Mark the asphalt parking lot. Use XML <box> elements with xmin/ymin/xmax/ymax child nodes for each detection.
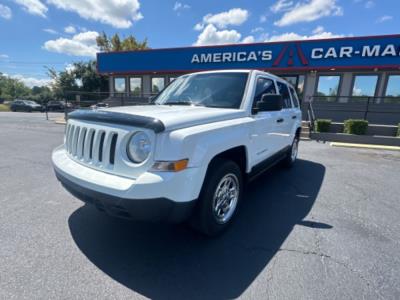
<box><xmin>1</xmin><ymin>112</ymin><xmax>399</xmax><ymax>299</ymax></box>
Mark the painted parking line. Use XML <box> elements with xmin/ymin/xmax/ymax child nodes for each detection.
<box><xmin>330</xmin><ymin>142</ymin><xmax>400</xmax><ymax>151</ymax></box>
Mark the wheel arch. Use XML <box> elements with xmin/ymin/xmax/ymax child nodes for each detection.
<box><xmin>208</xmin><ymin>145</ymin><xmax>248</xmax><ymax>176</ymax></box>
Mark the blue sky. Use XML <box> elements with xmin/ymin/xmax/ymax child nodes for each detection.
<box><xmin>0</xmin><ymin>0</ymin><xmax>398</xmax><ymax>87</ymax></box>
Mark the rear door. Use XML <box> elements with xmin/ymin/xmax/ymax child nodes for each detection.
<box><xmin>288</xmin><ymin>85</ymin><xmax>302</xmax><ymax>136</ymax></box>
<box><xmin>276</xmin><ymin>81</ymin><xmax>295</xmax><ymax>148</ymax></box>
<box><xmin>249</xmin><ymin>76</ymin><xmax>282</xmax><ymax>166</ymax></box>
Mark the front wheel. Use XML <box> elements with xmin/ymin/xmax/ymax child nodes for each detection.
<box><xmin>283</xmin><ymin>135</ymin><xmax>299</xmax><ymax>168</ymax></box>
<box><xmin>191</xmin><ymin>159</ymin><xmax>243</xmax><ymax>236</ymax></box>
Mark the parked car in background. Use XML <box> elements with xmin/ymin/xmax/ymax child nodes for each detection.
<box><xmin>10</xmin><ymin>100</ymin><xmax>43</xmax><ymax>112</ymax></box>
<box><xmin>46</xmin><ymin>100</ymin><xmax>73</xmax><ymax>111</ymax></box>
<box><xmin>90</xmin><ymin>102</ymin><xmax>109</xmax><ymax>109</ymax></box>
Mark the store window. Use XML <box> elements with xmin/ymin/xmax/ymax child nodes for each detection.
<box><xmin>130</xmin><ymin>77</ymin><xmax>142</xmax><ymax>96</ymax></box>
<box><xmin>114</xmin><ymin>77</ymin><xmax>126</xmax><ymax>93</ymax></box>
<box><xmin>316</xmin><ymin>75</ymin><xmax>341</xmax><ymax>100</ymax></box>
<box><xmin>352</xmin><ymin>75</ymin><xmax>378</xmax><ymax>97</ymax></box>
<box><xmin>385</xmin><ymin>75</ymin><xmax>400</xmax><ymax>97</ymax></box>
<box><xmin>152</xmin><ymin>77</ymin><xmax>165</xmax><ymax>94</ymax></box>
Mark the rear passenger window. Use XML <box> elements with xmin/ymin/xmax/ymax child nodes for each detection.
<box><xmin>289</xmin><ymin>86</ymin><xmax>300</xmax><ymax>108</ymax></box>
<box><xmin>253</xmin><ymin>78</ymin><xmax>276</xmax><ymax>107</ymax></box>
<box><xmin>277</xmin><ymin>82</ymin><xmax>292</xmax><ymax>109</ymax></box>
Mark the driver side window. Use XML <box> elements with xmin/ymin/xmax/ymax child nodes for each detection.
<box><xmin>252</xmin><ymin>77</ymin><xmax>276</xmax><ymax>108</ymax></box>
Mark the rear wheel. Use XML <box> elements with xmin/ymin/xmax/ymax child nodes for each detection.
<box><xmin>191</xmin><ymin>159</ymin><xmax>243</xmax><ymax>236</ymax></box>
<box><xmin>283</xmin><ymin>135</ymin><xmax>299</xmax><ymax>168</ymax></box>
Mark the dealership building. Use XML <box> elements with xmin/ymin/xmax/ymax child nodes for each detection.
<box><xmin>97</xmin><ymin>34</ymin><xmax>400</xmax><ymax>124</ymax></box>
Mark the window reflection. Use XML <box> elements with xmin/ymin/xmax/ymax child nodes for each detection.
<box><xmin>385</xmin><ymin>75</ymin><xmax>400</xmax><ymax>97</ymax></box>
<box><xmin>114</xmin><ymin>77</ymin><xmax>126</xmax><ymax>93</ymax></box>
<box><xmin>316</xmin><ymin>76</ymin><xmax>340</xmax><ymax>101</ymax></box>
<box><xmin>130</xmin><ymin>77</ymin><xmax>142</xmax><ymax>96</ymax></box>
<box><xmin>352</xmin><ymin>75</ymin><xmax>378</xmax><ymax>97</ymax></box>
<box><xmin>152</xmin><ymin>77</ymin><xmax>165</xmax><ymax>94</ymax></box>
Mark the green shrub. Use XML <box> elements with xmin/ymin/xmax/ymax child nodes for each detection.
<box><xmin>344</xmin><ymin>119</ymin><xmax>368</xmax><ymax>135</ymax></box>
<box><xmin>315</xmin><ymin>119</ymin><xmax>332</xmax><ymax>132</ymax></box>
<box><xmin>0</xmin><ymin>104</ymin><xmax>10</xmax><ymax>112</ymax></box>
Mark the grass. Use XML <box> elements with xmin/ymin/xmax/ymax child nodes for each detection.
<box><xmin>0</xmin><ymin>104</ymin><xmax>10</xmax><ymax>112</ymax></box>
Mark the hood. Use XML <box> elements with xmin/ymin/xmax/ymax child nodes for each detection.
<box><xmin>105</xmin><ymin>105</ymin><xmax>245</xmax><ymax>131</ymax></box>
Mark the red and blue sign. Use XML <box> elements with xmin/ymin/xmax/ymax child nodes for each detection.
<box><xmin>97</xmin><ymin>34</ymin><xmax>400</xmax><ymax>74</ymax></box>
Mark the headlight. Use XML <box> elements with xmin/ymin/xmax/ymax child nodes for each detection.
<box><xmin>126</xmin><ymin>131</ymin><xmax>151</xmax><ymax>163</ymax></box>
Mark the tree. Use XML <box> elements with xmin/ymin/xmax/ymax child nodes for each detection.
<box><xmin>47</xmin><ymin>61</ymin><xmax>108</xmax><ymax>101</ymax></box>
<box><xmin>111</xmin><ymin>34</ymin><xmax>122</xmax><ymax>51</ymax></box>
<box><xmin>0</xmin><ymin>73</ymin><xmax>31</xmax><ymax>101</ymax></box>
<box><xmin>96</xmin><ymin>32</ymin><xmax>148</xmax><ymax>52</ymax></box>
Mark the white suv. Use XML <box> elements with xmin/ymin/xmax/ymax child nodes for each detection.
<box><xmin>52</xmin><ymin>70</ymin><xmax>302</xmax><ymax>236</ymax></box>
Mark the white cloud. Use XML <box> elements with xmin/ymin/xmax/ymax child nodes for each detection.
<box><xmin>0</xmin><ymin>54</ymin><xmax>9</xmax><ymax>60</ymax></box>
<box><xmin>270</xmin><ymin>0</ymin><xmax>294</xmax><ymax>13</ymax></box>
<box><xmin>0</xmin><ymin>4</ymin><xmax>12</xmax><ymax>19</ymax></box>
<box><xmin>365</xmin><ymin>1</ymin><xmax>374</xmax><ymax>8</ymax></box>
<box><xmin>312</xmin><ymin>25</ymin><xmax>324</xmax><ymax>34</ymax></box>
<box><xmin>43</xmin><ymin>28</ymin><xmax>58</xmax><ymax>34</ymax></box>
<box><xmin>376</xmin><ymin>15</ymin><xmax>393</xmax><ymax>23</ymax></box>
<box><xmin>194</xmin><ymin>24</ymin><xmax>242</xmax><ymax>46</ymax></box>
<box><xmin>64</xmin><ymin>26</ymin><xmax>76</xmax><ymax>34</ymax></box>
<box><xmin>43</xmin><ymin>31</ymin><xmax>99</xmax><ymax>57</ymax></box>
<box><xmin>264</xmin><ymin>30</ymin><xmax>344</xmax><ymax>42</ymax></box>
<box><xmin>14</xmin><ymin>0</ymin><xmax>48</xmax><ymax>18</ymax></box>
<box><xmin>173</xmin><ymin>2</ymin><xmax>190</xmax><ymax>13</ymax></box>
<box><xmin>251</xmin><ymin>27</ymin><xmax>264</xmax><ymax>33</ymax></box>
<box><xmin>11</xmin><ymin>74</ymin><xmax>51</xmax><ymax>87</ymax></box>
<box><xmin>194</xmin><ymin>24</ymin><xmax>255</xmax><ymax>46</ymax></box>
<box><xmin>242</xmin><ymin>36</ymin><xmax>255</xmax><ymax>44</ymax></box>
<box><xmin>274</xmin><ymin>0</ymin><xmax>343</xmax><ymax>27</ymax></box>
<box><xmin>259</xmin><ymin>15</ymin><xmax>268</xmax><ymax>23</ymax></box>
<box><xmin>195</xmin><ymin>8</ymin><xmax>249</xmax><ymax>30</ymax></box>
<box><xmin>47</xmin><ymin>0</ymin><xmax>143</xmax><ymax>28</ymax></box>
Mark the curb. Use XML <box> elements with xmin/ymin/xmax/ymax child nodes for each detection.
<box><xmin>330</xmin><ymin>142</ymin><xmax>400</xmax><ymax>151</ymax></box>
<box><xmin>54</xmin><ymin>119</ymin><xmax>66</xmax><ymax>125</ymax></box>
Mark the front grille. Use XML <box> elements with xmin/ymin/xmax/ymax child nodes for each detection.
<box><xmin>65</xmin><ymin>123</ymin><xmax>118</xmax><ymax>167</ymax></box>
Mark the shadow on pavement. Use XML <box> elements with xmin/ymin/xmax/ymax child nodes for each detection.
<box><xmin>68</xmin><ymin>159</ymin><xmax>327</xmax><ymax>299</ymax></box>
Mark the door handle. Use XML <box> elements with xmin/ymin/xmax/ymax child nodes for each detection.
<box><xmin>276</xmin><ymin>118</ymin><xmax>284</xmax><ymax>123</ymax></box>
<box><xmin>292</xmin><ymin>115</ymin><xmax>297</xmax><ymax>119</ymax></box>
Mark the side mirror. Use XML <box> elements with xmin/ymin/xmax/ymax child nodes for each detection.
<box><xmin>253</xmin><ymin>94</ymin><xmax>283</xmax><ymax>113</ymax></box>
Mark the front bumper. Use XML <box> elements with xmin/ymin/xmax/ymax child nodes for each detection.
<box><xmin>52</xmin><ymin>146</ymin><xmax>197</xmax><ymax>223</ymax></box>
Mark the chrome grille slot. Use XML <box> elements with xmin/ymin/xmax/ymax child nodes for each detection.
<box><xmin>98</xmin><ymin>132</ymin><xmax>106</xmax><ymax>162</ymax></box>
<box><xmin>77</xmin><ymin>128</ymin><xmax>87</xmax><ymax>158</ymax></box>
<box><xmin>109</xmin><ymin>133</ymin><xmax>118</xmax><ymax>165</ymax></box>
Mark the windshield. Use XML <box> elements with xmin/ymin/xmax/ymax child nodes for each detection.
<box><xmin>155</xmin><ymin>72</ymin><xmax>249</xmax><ymax>109</ymax></box>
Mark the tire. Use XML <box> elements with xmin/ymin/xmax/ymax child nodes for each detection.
<box><xmin>283</xmin><ymin>135</ymin><xmax>299</xmax><ymax>168</ymax></box>
<box><xmin>191</xmin><ymin>159</ymin><xmax>243</xmax><ymax>236</ymax></box>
